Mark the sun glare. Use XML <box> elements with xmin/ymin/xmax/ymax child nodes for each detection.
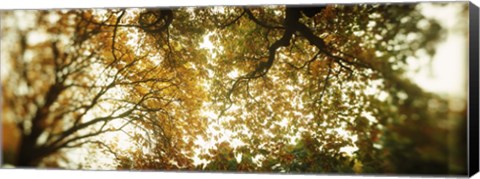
<box><xmin>409</xmin><ymin>4</ymin><xmax>467</xmax><ymax>99</ymax></box>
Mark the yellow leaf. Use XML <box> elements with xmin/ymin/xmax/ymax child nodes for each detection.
<box><xmin>353</xmin><ymin>159</ymin><xmax>363</xmax><ymax>173</ymax></box>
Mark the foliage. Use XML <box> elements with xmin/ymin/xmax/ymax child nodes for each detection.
<box><xmin>1</xmin><ymin>3</ymin><xmax>467</xmax><ymax>174</ymax></box>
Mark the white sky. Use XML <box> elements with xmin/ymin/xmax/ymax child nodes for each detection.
<box><xmin>408</xmin><ymin>3</ymin><xmax>467</xmax><ymax>99</ymax></box>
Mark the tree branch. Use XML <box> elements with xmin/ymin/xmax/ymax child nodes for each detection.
<box><xmin>218</xmin><ymin>10</ymin><xmax>246</xmax><ymax>28</ymax></box>
<box><xmin>65</xmin><ymin>140</ymin><xmax>122</xmax><ymax>161</ymax></box>
<box><xmin>243</xmin><ymin>8</ymin><xmax>284</xmax><ymax>29</ymax></box>
<box><xmin>111</xmin><ymin>10</ymin><xmax>126</xmax><ymax>64</ymax></box>
<box><xmin>317</xmin><ymin>60</ymin><xmax>333</xmax><ymax>108</ymax></box>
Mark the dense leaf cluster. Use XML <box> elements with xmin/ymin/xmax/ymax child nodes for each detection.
<box><xmin>1</xmin><ymin>3</ymin><xmax>467</xmax><ymax>174</ymax></box>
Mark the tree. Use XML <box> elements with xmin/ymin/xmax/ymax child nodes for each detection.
<box><xmin>1</xmin><ymin>9</ymin><xmax>206</xmax><ymax>168</ymax></box>
<box><xmin>1</xmin><ymin>3</ymin><xmax>467</xmax><ymax>174</ymax></box>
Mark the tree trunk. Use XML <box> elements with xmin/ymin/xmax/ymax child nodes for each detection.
<box><xmin>16</xmin><ymin>134</ymin><xmax>40</xmax><ymax>167</ymax></box>
<box><xmin>15</xmin><ymin>83</ymin><xmax>64</xmax><ymax>167</ymax></box>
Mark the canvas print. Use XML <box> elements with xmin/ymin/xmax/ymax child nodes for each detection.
<box><xmin>0</xmin><ymin>2</ymin><xmax>473</xmax><ymax>175</ymax></box>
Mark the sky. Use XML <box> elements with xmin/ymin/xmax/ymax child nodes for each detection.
<box><xmin>411</xmin><ymin>3</ymin><xmax>467</xmax><ymax>97</ymax></box>
<box><xmin>407</xmin><ymin>3</ymin><xmax>468</xmax><ymax>112</ymax></box>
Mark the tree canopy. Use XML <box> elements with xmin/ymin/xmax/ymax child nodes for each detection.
<box><xmin>1</xmin><ymin>2</ymin><xmax>468</xmax><ymax>175</ymax></box>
